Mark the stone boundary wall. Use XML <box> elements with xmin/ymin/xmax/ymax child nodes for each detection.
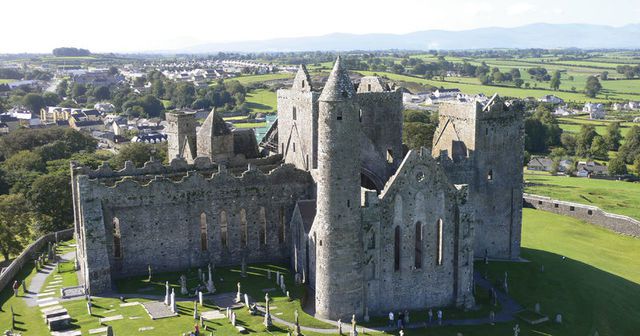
<box><xmin>0</xmin><ymin>228</ymin><xmax>74</xmax><ymax>292</ymax></box>
<box><xmin>523</xmin><ymin>193</ymin><xmax>640</xmax><ymax>237</ymax></box>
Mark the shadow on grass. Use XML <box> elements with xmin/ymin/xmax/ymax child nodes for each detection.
<box><xmin>477</xmin><ymin>247</ymin><xmax>640</xmax><ymax>336</ymax></box>
<box><xmin>245</xmin><ymin>102</ymin><xmax>274</xmax><ymax>111</ymax></box>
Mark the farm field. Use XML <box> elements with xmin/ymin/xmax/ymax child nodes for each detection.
<box><xmin>245</xmin><ymin>88</ymin><xmax>277</xmax><ymax>113</ymax></box>
<box><xmin>524</xmin><ymin>171</ymin><xmax>640</xmax><ymax>221</ymax></box>
<box><xmin>228</xmin><ymin>73</ymin><xmax>293</xmax><ymax>86</ymax></box>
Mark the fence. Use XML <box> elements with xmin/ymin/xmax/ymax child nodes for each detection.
<box><xmin>523</xmin><ymin>193</ymin><xmax>640</xmax><ymax>237</ymax></box>
<box><xmin>0</xmin><ymin>228</ymin><xmax>74</xmax><ymax>293</ymax></box>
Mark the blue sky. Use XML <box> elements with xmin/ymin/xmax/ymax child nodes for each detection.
<box><xmin>1</xmin><ymin>0</ymin><xmax>639</xmax><ymax>53</ymax></box>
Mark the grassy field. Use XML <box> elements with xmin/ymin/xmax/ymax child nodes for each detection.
<box><xmin>228</xmin><ymin>73</ymin><xmax>293</xmax><ymax>86</ymax></box>
<box><xmin>376</xmin><ymin>53</ymin><xmax>640</xmax><ymax>103</ymax></box>
<box><xmin>233</xmin><ymin>122</ymin><xmax>268</xmax><ymax>129</ymax></box>
<box><xmin>2</xmin><ymin>212</ymin><xmax>640</xmax><ymax>335</ymax></box>
<box><xmin>524</xmin><ymin>171</ymin><xmax>640</xmax><ymax>220</ymax></box>
<box><xmin>245</xmin><ymin>89</ymin><xmax>277</xmax><ymax>113</ymax></box>
<box><xmin>358</xmin><ymin>71</ymin><xmax>620</xmax><ymax>103</ymax></box>
<box><xmin>0</xmin><ymin>79</ymin><xmax>16</xmax><ymax>84</ymax></box>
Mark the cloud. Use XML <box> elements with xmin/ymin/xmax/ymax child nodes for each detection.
<box><xmin>507</xmin><ymin>2</ymin><xmax>535</xmax><ymax>16</ymax></box>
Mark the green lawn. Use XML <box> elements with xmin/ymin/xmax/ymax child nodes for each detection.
<box><xmin>233</xmin><ymin>122</ymin><xmax>268</xmax><ymax>129</ymax></box>
<box><xmin>524</xmin><ymin>171</ymin><xmax>640</xmax><ymax>220</ymax></box>
<box><xmin>246</xmin><ymin>89</ymin><xmax>277</xmax><ymax>113</ymax></box>
<box><xmin>0</xmin><ymin>79</ymin><xmax>16</xmax><ymax>84</ymax></box>
<box><xmin>226</xmin><ymin>73</ymin><xmax>293</xmax><ymax>86</ymax></box>
<box><xmin>2</xmin><ymin>211</ymin><xmax>640</xmax><ymax>335</ymax></box>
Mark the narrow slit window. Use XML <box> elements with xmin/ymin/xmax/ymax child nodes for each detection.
<box><xmin>487</xmin><ymin>169</ymin><xmax>493</xmax><ymax>181</ymax></box>
<box><xmin>240</xmin><ymin>209</ymin><xmax>248</xmax><ymax>248</ymax></box>
<box><xmin>292</xmin><ymin>106</ymin><xmax>297</xmax><ymax>120</ymax></box>
<box><xmin>436</xmin><ymin>219</ymin><xmax>443</xmax><ymax>266</ymax></box>
<box><xmin>279</xmin><ymin>206</ymin><xmax>285</xmax><ymax>244</ymax></box>
<box><xmin>337</xmin><ymin>110</ymin><xmax>343</xmax><ymax>120</ymax></box>
<box><xmin>220</xmin><ymin>210</ymin><xmax>228</xmax><ymax>248</ymax></box>
<box><xmin>367</xmin><ymin>84</ymin><xmax>372</xmax><ymax>91</ymax></box>
<box><xmin>394</xmin><ymin>226</ymin><xmax>401</xmax><ymax>271</ymax></box>
<box><xmin>259</xmin><ymin>207</ymin><xmax>267</xmax><ymax>246</ymax></box>
<box><xmin>113</xmin><ymin>217</ymin><xmax>122</xmax><ymax>259</ymax></box>
<box><xmin>200</xmin><ymin>212</ymin><xmax>208</xmax><ymax>251</ymax></box>
<box><xmin>414</xmin><ymin>222</ymin><xmax>422</xmax><ymax>269</ymax></box>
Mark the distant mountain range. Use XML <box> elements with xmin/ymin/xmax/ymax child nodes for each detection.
<box><xmin>174</xmin><ymin>23</ymin><xmax>640</xmax><ymax>53</ymax></box>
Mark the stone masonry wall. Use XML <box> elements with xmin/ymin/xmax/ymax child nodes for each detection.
<box><xmin>362</xmin><ymin>149</ymin><xmax>475</xmax><ymax>314</ymax></box>
<box><xmin>75</xmin><ymin>162</ymin><xmax>313</xmax><ymax>293</ymax></box>
<box><xmin>523</xmin><ymin>194</ymin><xmax>640</xmax><ymax>237</ymax></box>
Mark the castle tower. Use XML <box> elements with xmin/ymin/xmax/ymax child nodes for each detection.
<box><xmin>197</xmin><ymin>108</ymin><xmax>234</xmax><ymax>163</ymax></box>
<box><xmin>166</xmin><ymin>111</ymin><xmax>197</xmax><ymax>163</ymax></box>
<box><xmin>313</xmin><ymin>57</ymin><xmax>364</xmax><ymax>320</ymax></box>
<box><xmin>432</xmin><ymin>95</ymin><xmax>524</xmax><ymax>260</ymax></box>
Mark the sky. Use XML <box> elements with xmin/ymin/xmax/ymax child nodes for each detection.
<box><xmin>1</xmin><ymin>0</ymin><xmax>639</xmax><ymax>53</ymax></box>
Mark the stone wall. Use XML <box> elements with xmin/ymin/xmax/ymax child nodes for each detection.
<box><xmin>0</xmin><ymin>229</ymin><xmax>74</xmax><ymax>293</ymax></box>
<box><xmin>523</xmin><ymin>194</ymin><xmax>640</xmax><ymax>237</ymax></box>
<box><xmin>74</xmin><ymin>161</ymin><xmax>313</xmax><ymax>294</ymax></box>
<box><xmin>361</xmin><ymin>149</ymin><xmax>474</xmax><ymax>314</ymax></box>
<box><xmin>433</xmin><ymin>99</ymin><xmax>524</xmax><ymax>260</ymax></box>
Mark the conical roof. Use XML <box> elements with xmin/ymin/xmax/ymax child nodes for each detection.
<box><xmin>199</xmin><ymin>108</ymin><xmax>230</xmax><ymax>137</ymax></box>
<box><xmin>319</xmin><ymin>57</ymin><xmax>355</xmax><ymax>102</ymax></box>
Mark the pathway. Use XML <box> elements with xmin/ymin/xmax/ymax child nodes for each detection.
<box><xmin>23</xmin><ymin>251</ymin><xmax>75</xmax><ymax>307</ymax></box>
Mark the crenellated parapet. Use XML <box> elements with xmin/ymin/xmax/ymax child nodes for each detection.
<box><xmin>71</xmin><ymin>154</ymin><xmax>284</xmax><ymax>182</ymax></box>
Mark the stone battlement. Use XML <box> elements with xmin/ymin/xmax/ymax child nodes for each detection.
<box><xmin>71</xmin><ymin>154</ymin><xmax>284</xmax><ymax>181</ymax></box>
<box><xmin>439</xmin><ymin>97</ymin><xmax>521</xmax><ymax>121</ymax></box>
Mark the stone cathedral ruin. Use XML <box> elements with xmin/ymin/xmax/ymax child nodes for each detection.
<box><xmin>71</xmin><ymin>58</ymin><xmax>524</xmax><ymax>320</ymax></box>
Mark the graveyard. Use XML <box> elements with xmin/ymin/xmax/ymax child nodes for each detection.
<box><xmin>0</xmin><ymin>209</ymin><xmax>637</xmax><ymax>335</ymax></box>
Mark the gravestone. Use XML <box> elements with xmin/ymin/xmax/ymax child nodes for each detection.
<box><xmin>534</xmin><ymin>303</ymin><xmax>540</xmax><ymax>313</ymax></box>
<box><xmin>164</xmin><ymin>281</ymin><xmax>170</xmax><ymax>305</ymax></box>
<box><xmin>276</xmin><ymin>271</ymin><xmax>281</xmax><ymax>285</ymax></box>
<box><xmin>148</xmin><ymin>264</ymin><xmax>152</xmax><ymax>281</ymax></box>
<box><xmin>170</xmin><ymin>289</ymin><xmax>176</xmax><ymax>314</ymax></box>
<box><xmin>180</xmin><ymin>275</ymin><xmax>188</xmax><ymax>295</ymax></box>
<box><xmin>235</xmin><ymin>282</ymin><xmax>242</xmax><ymax>303</ymax></box>
<box><xmin>264</xmin><ymin>293</ymin><xmax>272</xmax><ymax>328</ymax></box>
<box><xmin>199</xmin><ymin>291</ymin><xmax>203</xmax><ymax>306</ymax></box>
<box><xmin>351</xmin><ymin>314</ymin><xmax>358</xmax><ymax>336</ymax></box>
<box><xmin>244</xmin><ymin>293</ymin><xmax>250</xmax><ymax>307</ymax></box>
<box><xmin>193</xmin><ymin>301</ymin><xmax>198</xmax><ymax>319</ymax></box>
<box><xmin>267</xmin><ymin>270</ymin><xmax>271</xmax><ymax>280</ymax></box>
<box><xmin>207</xmin><ymin>264</ymin><xmax>215</xmax><ymax>294</ymax></box>
<box><xmin>555</xmin><ymin>314</ymin><xmax>562</xmax><ymax>324</ymax></box>
<box><xmin>490</xmin><ymin>310</ymin><xmax>495</xmax><ymax>325</ymax></box>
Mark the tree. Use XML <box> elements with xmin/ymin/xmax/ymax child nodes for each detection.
<box><xmin>514</xmin><ymin>78</ymin><xmax>524</xmax><ymax>88</ymax></box>
<box><xmin>585</xmin><ymin>76</ymin><xmax>602</xmax><ymax>98</ymax></box>
<box><xmin>43</xmin><ymin>92</ymin><xmax>61</xmax><ymax>106</ymax></box>
<box><xmin>71</xmin><ymin>83</ymin><xmax>87</xmax><ymax>98</ymax></box>
<box><xmin>600</xmin><ymin>71</ymin><xmax>609</xmax><ymax>80</ymax></box>
<box><xmin>619</xmin><ymin>126</ymin><xmax>640</xmax><ymax>163</ymax></box>
<box><xmin>92</xmin><ymin>86</ymin><xmax>111</xmax><ymax>101</ymax></box>
<box><xmin>27</xmin><ymin>172</ymin><xmax>73</xmax><ymax>233</ymax></box>
<box><xmin>2</xmin><ymin>150</ymin><xmax>46</xmax><ymax>172</ymax></box>
<box><xmin>403</xmin><ymin>122</ymin><xmax>436</xmax><ymax>150</ymax></box>
<box><xmin>510</xmin><ymin>68</ymin><xmax>521</xmax><ymax>79</ymax></box>
<box><xmin>590</xmin><ymin>135</ymin><xmax>609</xmax><ymax>160</ymax></box>
<box><xmin>634</xmin><ymin>155</ymin><xmax>640</xmax><ymax>176</ymax></box>
<box><xmin>605</xmin><ymin>122</ymin><xmax>622</xmax><ymax>151</ymax></box>
<box><xmin>561</xmin><ymin>133</ymin><xmax>577</xmax><ymax>155</ymax></box>
<box><xmin>608</xmin><ymin>156</ymin><xmax>628</xmax><ymax>176</ymax></box>
<box><xmin>0</xmin><ymin>194</ymin><xmax>32</xmax><ymax>261</ymax></box>
<box><xmin>110</xmin><ymin>142</ymin><xmax>167</xmax><ymax>169</ymax></box>
<box><xmin>550</xmin><ymin>71</ymin><xmax>561</xmax><ymax>90</ymax></box>
<box><xmin>575</xmin><ymin>125</ymin><xmax>598</xmax><ymax>157</ymax></box>
<box><xmin>22</xmin><ymin>93</ymin><xmax>46</xmax><ymax>113</ymax></box>
<box><xmin>524</xmin><ymin>118</ymin><xmax>548</xmax><ymax>153</ymax></box>
<box><xmin>173</xmin><ymin>82</ymin><xmax>196</xmax><ymax>108</ymax></box>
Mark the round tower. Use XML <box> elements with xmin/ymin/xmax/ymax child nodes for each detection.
<box><xmin>314</xmin><ymin>57</ymin><xmax>364</xmax><ymax>320</ymax></box>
